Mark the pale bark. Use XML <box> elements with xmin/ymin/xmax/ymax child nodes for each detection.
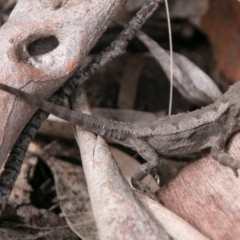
<box><xmin>0</xmin><ymin>0</ymin><xmax>126</xmax><ymax>167</ymax></box>
<box><xmin>72</xmin><ymin>87</ymin><xmax>172</xmax><ymax>240</ymax></box>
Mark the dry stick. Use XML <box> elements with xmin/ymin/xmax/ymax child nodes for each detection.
<box><xmin>0</xmin><ymin>0</ymin><xmax>163</xmax><ymax>213</ymax></box>
<box><xmin>165</xmin><ymin>0</ymin><xmax>173</xmax><ymax>116</ymax></box>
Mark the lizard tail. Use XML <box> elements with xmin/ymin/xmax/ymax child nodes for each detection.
<box><xmin>0</xmin><ymin>83</ymin><xmax>49</xmax><ymax>110</ymax></box>
<box><xmin>0</xmin><ymin>83</ymin><xmax>129</xmax><ymax>139</ymax></box>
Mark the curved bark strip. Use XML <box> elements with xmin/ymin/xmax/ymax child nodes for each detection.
<box><xmin>72</xmin><ymin>87</ymin><xmax>171</xmax><ymax>240</ymax></box>
<box><xmin>0</xmin><ymin>0</ymin><xmax>126</xmax><ymax>167</ymax></box>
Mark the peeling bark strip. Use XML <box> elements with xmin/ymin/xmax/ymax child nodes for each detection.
<box><xmin>0</xmin><ymin>0</ymin><xmax>163</xmax><ymax>214</ymax></box>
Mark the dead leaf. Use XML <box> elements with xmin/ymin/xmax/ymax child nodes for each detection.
<box><xmin>28</xmin><ymin>143</ymin><xmax>98</xmax><ymax>240</ymax></box>
<box><xmin>137</xmin><ymin>30</ymin><xmax>222</xmax><ymax>105</ymax></box>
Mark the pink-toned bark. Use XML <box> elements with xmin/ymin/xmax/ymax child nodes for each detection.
<box><xmin>158</xmin><ymin>132</ymin><xmax>240</xmax><ymax>239</ymax></box>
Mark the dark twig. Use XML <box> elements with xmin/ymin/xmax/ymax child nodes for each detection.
<box><xmin>0</xmin><ymin>0</ymin><xmax>163</xmax><ymax>213</ymax></box>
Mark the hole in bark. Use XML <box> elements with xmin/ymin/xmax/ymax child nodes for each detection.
<box><xmin>27</xmin><ymin>36</ymin><xmax>59</xmax><ymax>57</ymax></box>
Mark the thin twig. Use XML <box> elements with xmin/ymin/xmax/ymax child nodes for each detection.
<box><xmin>0</xmin><ymin>0</ymin><xmax>163</xmax><ymax>214</ymax></box>
<box><xmin>164</xmin><ymin>0</ymin><xmax>173</xmax><ymax>115</ymax></box>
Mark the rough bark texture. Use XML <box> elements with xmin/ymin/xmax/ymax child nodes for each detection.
<box><xmin>158</xmin><ymin>132</ymin><xmax>240</xmax><ymax>240</ymax></box>
<box><xmin>0</xmin><ymin>0</ymin><xmax>126</xmax><ymax>167</ymax></box>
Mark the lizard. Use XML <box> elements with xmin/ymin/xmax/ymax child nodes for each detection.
<box><xmin>1</xmin><ymin>82</ymin><xmax>240</xmax><ymax>200</ymax></box>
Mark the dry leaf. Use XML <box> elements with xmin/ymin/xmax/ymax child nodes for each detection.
<box><xmin>29</xmin><ymin>143</ymin><xmax>98</xmax><ymax>240</ymax></box>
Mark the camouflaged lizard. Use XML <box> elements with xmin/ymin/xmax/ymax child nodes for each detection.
<box><xmin>1</xmin><ymin>82</ymin><xmax>240</xmax><ymax>199</ymax></box>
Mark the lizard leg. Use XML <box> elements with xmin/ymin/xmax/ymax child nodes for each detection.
<box><xmin>210</xmin><ymin>146</ymin><xmax>240</xmax><ymax>176</ymax></box>
<box><xmin>110</xmin><ymin>136</ymin><xmax>160</xmax><ymax>201</ymax></box>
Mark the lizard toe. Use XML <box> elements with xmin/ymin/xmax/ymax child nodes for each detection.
<box><xmin>132</xmin><ymin>179</ymin><xmax>161</xmax><ymax>203</ymax></box>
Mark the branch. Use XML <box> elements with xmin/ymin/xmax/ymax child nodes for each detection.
<box><xmin>0</xmin><ymin>0</ymin><xmax>127</xmax><ymax>167</ymax></box>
